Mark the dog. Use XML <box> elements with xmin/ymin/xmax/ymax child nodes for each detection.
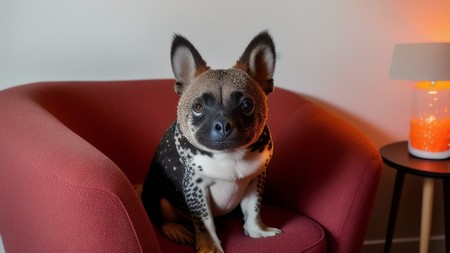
<box><xmin>141</xmin><ymin>31</ymin><xmax>280</xmax><ymax>253</ymax></box>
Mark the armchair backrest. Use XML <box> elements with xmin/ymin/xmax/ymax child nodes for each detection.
<box><xmin>26</xmin><ymin>80</ymin><xmax>179</xmax><ymax>184</ymax></box>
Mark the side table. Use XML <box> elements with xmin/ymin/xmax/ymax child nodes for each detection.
<box><xmin>381</xmin><ymin>141</ymin><xmax>450</xmax><ymax>253</ymax></box>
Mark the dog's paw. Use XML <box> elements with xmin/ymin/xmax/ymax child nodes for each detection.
<box><xmin>162</xmin><ymin>223</ymin><xmax>195</xmax><ymax>245</ymax></box>
<box><xmin>196</xmin><ymin>234</ymin><xmax>224</xmax><ymax>253</ymax></box>
<box><xmin>244</xmin><ymin>224</ymin><xmax>282</xmax><ymax>238</ymax></box>
<box><xmin>196</xmin><ymin>245</ymin><xmax>224</xmax><ymax>253</ymax></box>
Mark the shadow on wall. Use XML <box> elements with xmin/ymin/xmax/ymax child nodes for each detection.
<box><xmin>298</xmin><ymin>93</ymin><xmax>393</xmax><ymax>147</ymax></box>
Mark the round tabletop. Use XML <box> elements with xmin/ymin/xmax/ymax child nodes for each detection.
<box><xmin>380</xmin><ymin>141</ymin><xmax>450</xmax><ymax>178</ymax></box>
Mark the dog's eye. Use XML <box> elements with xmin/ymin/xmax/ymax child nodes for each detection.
<box><xmin>240</xmin><ymin>99</ymin><xmax>254</xmax><ymax>115</ymax></box>
<box><xmin>192</xmin><ymin>103</ymin><xmax>204</xmax><ymax>116</ymax></box>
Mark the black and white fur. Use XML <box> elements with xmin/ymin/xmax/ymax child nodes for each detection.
<box><xmin>142</xmin><ymin>31</ymin><xmax>280</xmax><ymax>253</ymax></box>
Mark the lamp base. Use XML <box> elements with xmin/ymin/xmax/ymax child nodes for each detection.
<box><xmin>408</xmin><ymin>142</ymin><xmax>450</xmax><ymax>160</ymax></box>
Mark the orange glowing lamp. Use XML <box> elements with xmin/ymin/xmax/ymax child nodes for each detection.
<box><xmin>390</xmin><ymin>43</ymin><xmax>450</xmax><ymax>159</ymax></box>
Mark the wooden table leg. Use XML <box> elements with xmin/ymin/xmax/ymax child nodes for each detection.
<box><xmin>443</xmin><ymin>179</ymin><xmax>450</xmax><ymax>253</ymax></box>
<box><xmin>420</xmin><ymin>178</ymin><xmax>435</xmax><ymax>253</ymax></box>
<box><xmin>384</xmin><ymin>171</ymin><xmax>405</xmax><ymax>253</ymax></box>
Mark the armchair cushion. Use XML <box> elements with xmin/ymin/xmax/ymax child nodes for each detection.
<box><xmin>0</xmin><ymin>80</ymin><xmax>381</xmax><ymax>252</ymax></box>
<box><xmin>156</xmin><ymin>205</ymin><xmax>326</xmax><ymax>252</ymax></box>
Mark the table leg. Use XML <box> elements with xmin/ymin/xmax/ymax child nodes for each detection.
<box><xmin>384</xmin><ymin>171</ymin><xmax>405</xmax><ymax>253</ymax></box>
<box><xmin>443</xmin><ymin>179</ymin><xmax>450</xmax><ymax>253</ymax></box>
<box><xmin>420</xmin><ymin>178</ymin><xmax>435</xmax><ymax>253</ymax></box>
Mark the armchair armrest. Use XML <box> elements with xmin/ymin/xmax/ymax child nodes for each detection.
<box><xmin>266</xmin><ymin>88</ymin><xmax>382</xmax><ymax>252</ymax></box>
<box><xmin>0</xmin><ymin>86</ymin><xmax>161</xmax><ymax>252</ymax></box>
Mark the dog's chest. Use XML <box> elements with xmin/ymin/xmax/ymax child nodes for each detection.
<box><xmin>187</xmin><ymin>148</ymin><xmax>270</xmax><ymax>216</ymax></box>
<box><xmin>175</xmin><ymin>126</ymin><xmax>272</xmax><ymax>216</ymax></box>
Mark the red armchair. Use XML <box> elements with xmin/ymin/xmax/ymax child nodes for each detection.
<box><xmin>0</xmin><ymin>80</ymin><xmax>381</xmax><ymax>252</ymax></box>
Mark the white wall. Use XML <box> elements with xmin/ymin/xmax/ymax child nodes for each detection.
<box><xmin>4</xmin><ymin>0</ymin><xmax>444</xmax><ymax>146</ymax></box>
<box><xmin>2</xmin><ymin>0</ymin><xmax>450</xmax><ymax>251</ymax></box>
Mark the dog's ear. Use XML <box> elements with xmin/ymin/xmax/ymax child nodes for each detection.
<box><xmin>234</xmin><ymin>31</ymin><xmax>276</xmax><ymax>95</ymax></box>
<box><xmin>171</xmin><ymin>34</ymin><xmax>210</xmax><ymax>95</ymax></box>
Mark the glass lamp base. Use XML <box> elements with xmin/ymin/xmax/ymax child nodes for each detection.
<box><xmin>408</xmin><ymin>142</ymin><xmax>450</xmax><ymax>160</ymax></box>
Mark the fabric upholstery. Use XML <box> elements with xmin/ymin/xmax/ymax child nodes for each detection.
<box><xmin>0</xmin><ymin>80</ymin><xmax>382</xmax><ymax>252</ymax></box>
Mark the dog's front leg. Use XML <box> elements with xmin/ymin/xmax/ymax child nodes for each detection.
<box><xmin>240</xmin><ymin>171</ymin><xmax>281</xmax><ymax>238</ymax></box>
<box><xmin>185</xmin><ymin>182</ymin><xmax>224</xmax><ymax>253</ymax></box>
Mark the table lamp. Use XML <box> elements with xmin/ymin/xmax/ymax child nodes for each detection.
<box><xmin>389</xmin><ymin>43</ymin><xmax>450</xmax><ymax>160</ymax></box>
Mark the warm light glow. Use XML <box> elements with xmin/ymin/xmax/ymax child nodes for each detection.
<box><xmin>410</xmin><ymin>81</ymin><xmax>450</xmax><ymax>154</ymax></box>
<box><xmin>389</xmin><ymin>1</ymin><xmax>450</xmax><ymax>41</ymax></box>
<box><xmin>410</xmin><ymin>117</ymin><xmax>450</xmax><ymax>152</ymax></box>
<box><xmin>415</xmin><ymin>81</ymin><xmax>450</xmax><ymax>90</ymax></box>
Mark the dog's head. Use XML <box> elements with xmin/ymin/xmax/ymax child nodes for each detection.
<box><xmin>171</xmin><ymin>31</ymin><xmax>276</xmax><ymax>152</ymax></box>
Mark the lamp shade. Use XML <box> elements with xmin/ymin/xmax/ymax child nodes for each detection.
<box><xmin>389</xmin><ymin>43</ymin><xmax>450</xmax><ymax>81</ymax></box>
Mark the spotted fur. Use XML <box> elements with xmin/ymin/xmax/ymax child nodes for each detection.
<box><xmin>142</xmin><ymin>31</ymin><xmax>281</xmax><ymax>253</ymax></box>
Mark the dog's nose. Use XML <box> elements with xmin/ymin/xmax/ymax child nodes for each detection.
<box><xmin>214</xmin><ymin>119</ymin><xmax>233</xmax><ymax>137</ymax></box>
